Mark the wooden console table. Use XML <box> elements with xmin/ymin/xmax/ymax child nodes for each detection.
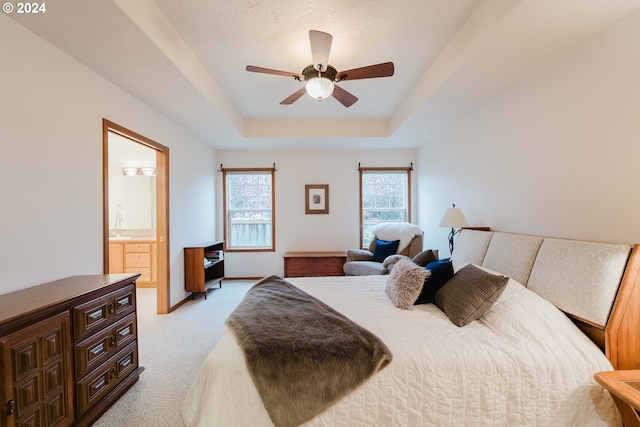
<box><xmin>283</xmin><ymin>251</ymin><xmax>347</xmax><ymax>277</ymax></box>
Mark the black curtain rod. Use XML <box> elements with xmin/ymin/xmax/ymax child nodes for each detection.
<box><xmin>218</xmin><ymin>163</ymin><xmax>277</xmax><ymax>172</ymax></box>
<box><xmin>358</xmin><ymin>162</ymin><xmax>413</xmax><ymax>171</ymax></box>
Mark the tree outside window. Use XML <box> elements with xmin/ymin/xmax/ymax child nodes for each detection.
<box><xmin>360</xmin><ymin>168</ymin><xmax>410</xmax><ymax>247</ymax></box>
<box><xmin>223</xmin><ymin>169</ymin><xmax>275</xmax><ymax>251</ymax></box>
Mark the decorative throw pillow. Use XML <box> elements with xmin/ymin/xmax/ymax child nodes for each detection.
<box><xmin>412</xmin><ymin>249</ymin><xmax>439</xmax><ymax>267</ymax></box>
<box><xmin>385</xmin><ymin>259</ymin><xmax>430</xmax><ymax>309</ymax></box>
<box><xmin>346</xmin><ymin>249</ymin><xmax>374</xmax><ymax>261</ymax></box>
<box><xmin>381</xmin><ymin>254</ymin><xmax>410</xmax><ymax>274</ymax></box>
<box><xmin>414</xmin><ymin>259</ymin><xmax>454</xmax><ymax>305</ymax></box>
<box><xmin>372</xmin><ymin>239</ymin><xmax>400</xmax><ymax>263</ymax></box>
<box><xmin>434</xmin><ymin>264</ymin><xmax>508</xmax><ymax>326</ymax></box>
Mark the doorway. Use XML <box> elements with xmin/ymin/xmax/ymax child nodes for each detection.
<box><xmin>103</xmin><ymin>119</ymin><xmax>170</xmax><ymax>314</ymax></box>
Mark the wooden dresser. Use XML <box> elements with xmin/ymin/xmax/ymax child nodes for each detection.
<box><xmin>0</xmin><ymin>274</ymin><xmax>143</xmax><ymax>426</ymax></box>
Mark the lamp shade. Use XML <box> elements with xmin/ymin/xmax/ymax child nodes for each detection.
<box><xmin>439</xmin><ymin>207</ymin><xmax>468</xmax><ymax>229</ymax></box>
<box><xmin>305</xmin><ymin>77</ymin><xmax>334</xmax><ymax>100</ymax></box>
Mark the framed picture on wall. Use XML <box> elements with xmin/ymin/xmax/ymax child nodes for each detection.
<box><xmin>305</xmin><ymin>184</ymin><xmax>329</xmax><ymax>214</ymax></box>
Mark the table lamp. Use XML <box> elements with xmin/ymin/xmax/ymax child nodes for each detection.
<box><xmin>439</xmin><ymin>204</ymin><xmax>468</xmax><ymax>253</ymax></box>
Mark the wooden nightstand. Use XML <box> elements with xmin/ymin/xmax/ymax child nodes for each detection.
<box><xmin>594</xmin><ymin>370</ymin><xmax>640</xmax><ymax>427</ymax></box>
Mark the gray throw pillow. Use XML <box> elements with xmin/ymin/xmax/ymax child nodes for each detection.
<box><xmin>385</xmin><ymin>259</ymin><xmax>430</xmax><ymax>309</ymax></box>
<box><xmin>434</xmin><ymin>264</ymin><xmax>508</xmax><ymax>326</ymax></box>
<box><xmin>412</xmin><ymin>249</ymin><xmax>439</xmax><ymax>267</ymax></box>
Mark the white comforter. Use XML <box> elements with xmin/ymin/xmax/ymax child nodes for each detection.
<box><xmin>181</xmin><ymin>274</ymin><xmax>620</xmax><ymax>427</ymax></box>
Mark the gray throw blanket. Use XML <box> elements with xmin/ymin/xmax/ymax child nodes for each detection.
<box><xmin>226</xmin><ymin>275</ymin><xmax>392</xmax><ymax>427</ymax></box>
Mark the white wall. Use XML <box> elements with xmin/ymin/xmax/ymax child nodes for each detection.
<box><xmin>0</xmin><ymin>15</ymin><xmax>217</xmax><ymax>305</ymax></box>
<box><xmin>7</xmin><ymin>5</ymin><xmax>638</xmax><ymax>295</ymax></box>
<box><xmin>417</xmin><ymin>8</ymin><xmax>640</xmax><ymax>257</ymax></box>
<box><xmin>216</xmin><ymin>149</ymin><xmax>418</xmax><ymax>277</ymax></box>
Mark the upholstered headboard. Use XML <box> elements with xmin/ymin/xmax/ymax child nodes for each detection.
<box><xmin>451</xmin><ymin>229</ymin><xmax>640</xmax><ymax>369</ymax></box>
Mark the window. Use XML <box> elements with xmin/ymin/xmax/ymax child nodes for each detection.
<box><xmin>223</xmin><ymin>168</ymin><xmax>275</xmax><ymax>251</ymax></box>
<box><xmin>360</xmin><ymin>167</ymin><xmax>411</xmax><ymax>248</ymax></box>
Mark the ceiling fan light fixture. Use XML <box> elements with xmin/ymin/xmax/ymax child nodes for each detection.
<box><xmin>305</xmin><ymin>76</ymin><xmax>334</xmax><ymax>100</ymax></box>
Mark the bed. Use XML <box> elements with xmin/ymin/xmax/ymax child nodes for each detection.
<box><xmin>181</xmin><ymin>230</ymin><xmax>640</xmax><ymax>427</ymax></box>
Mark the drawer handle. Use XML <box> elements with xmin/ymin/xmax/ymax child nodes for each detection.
<box><xmin>6</xmin><ymin>398</ymin><xmax>14</xmax><ymax>415</ymax></box>
<box><xmin>117</xmin><ymin>297</ymin><xmax>130</xmax><ymax>307</ymax></box>
<box><xmin>90</xmin><ymin>343</ymin><xmax>105</xmax><ymax>357</ymax></box>
<box><xmin>119</xmin><ymin>326</ymin><xmax>131</xmax><ymax>338</ymax></box>
<box><xmin>88</xmin><ymin>310</ymin><xmax>103</xmax><ymax>321</ymax></box>
<box><xmin>120</xmin><ymin>355</ymin><xmax>133</xmax><ymax>368</ymax></box>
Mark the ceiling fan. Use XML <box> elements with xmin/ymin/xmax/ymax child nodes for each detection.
<box><xmin>246</xmin><ymin>30</ymin><xmax>394</xmax><ymax>108</ymax></box>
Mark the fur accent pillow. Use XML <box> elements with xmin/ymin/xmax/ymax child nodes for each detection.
<box><xmin>385</xmin><ymin>259</ymin><xmax>430</xmax><ymax>309</ymax></box>
<box><xmin>434</xmin><ymin>264</ymin><xmax>508</xmax><ymax>326</ymax></box>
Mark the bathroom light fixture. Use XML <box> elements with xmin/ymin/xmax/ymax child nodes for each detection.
<box><xmin>439</xmin><ymin>203</ymin><xmax>469</xmax><ymax>254</ymax></box>
<box><xmin>123</xmin><ymin>167</ymin><xmax>156</xmax><ymax>176</ymax></box>
<box><xmin>123</xmin><ymin>167</ymin><xmax>139</xmax><ymax>176</ymax></box>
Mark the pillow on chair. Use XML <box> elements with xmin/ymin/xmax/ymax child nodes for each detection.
<box><xmin>372</xmin><ymin>239</ymin><xmax>400</xmax><ymax>263</ymax></box>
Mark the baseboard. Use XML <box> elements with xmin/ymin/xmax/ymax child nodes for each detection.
<box><xmin>169</xmin><ymin>295</ymin><xmax>191</xmax><ymax>313</ymax></box>
<box><xmin>168</xmin><ymin>278</ymin><xmax>259</xmax><ymax>312</ymax></box>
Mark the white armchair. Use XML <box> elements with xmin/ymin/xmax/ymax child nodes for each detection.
<box><xmin>343</xmin><ymin>222</ymin><xmax>436</xmax><ymax>275</ymax></box>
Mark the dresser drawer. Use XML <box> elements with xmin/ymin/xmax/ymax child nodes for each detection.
<box><xmin>75</xmin><ymin>341</ymin><xmax>138</xmax><ymax>416</ymax></box>
<box><xmin>73</xmin><ymin>285</ymin><xmax>135</xmax><ymax>343</ymax></box>
<box><xmin>125</xmin><ymin>243</ymin><xmax>151</xmax><ymax>253</ymax></box>
<box><xmin>74</xmin><ymin>313</ymin><xmax>137</xmax><ymax>379</ymax></box>
<box><xmin>126</xmin><ymin>267</ymin><xmax>151</xmax><ymax>282</ymax></box>
<box><xmin>125</xmin><ymin>253</ymin><xmax>150</xmax><ymax>268</ymax></box>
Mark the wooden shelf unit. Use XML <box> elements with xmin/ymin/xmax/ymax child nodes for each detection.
<box><xmin>184</xmin><ymin>241</ymin><xmax>225</xmax><ymax>299</ymax></box>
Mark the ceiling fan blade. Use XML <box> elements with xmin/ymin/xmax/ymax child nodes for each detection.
<box><xmin>336</xmin><ymin>62</ymin><xmax>394</xmax><ymax>81</ymax></box>
<box><xmin>332</xmin><ymin>84</ymin><xmax>358</xmax><ymax>108</ymax></box>
<box><xmin>246</xmin><ymin>65</ymin><xmax>303</xmax><ymax>80</ymax></box>
<box><xmin>280</xmin><ymin>87</ymin><xmax>307</xmax><ymax>105</ymax></box>
<box><xmin>309</xmin><ymin>30</ymin><xmax>332</xmax><ymax>72</ymax></box>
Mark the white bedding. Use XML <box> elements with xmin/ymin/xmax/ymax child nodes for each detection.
<box><xmin>181</xmin><ymin>274</ymin><xmax>620</xmax><ymax>427</ymax></box>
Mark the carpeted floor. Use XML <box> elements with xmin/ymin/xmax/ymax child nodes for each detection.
<box><xmin>92</xmin><ymin>280</ymin><xmax>255</xmax><ymax>427</ymax></box>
